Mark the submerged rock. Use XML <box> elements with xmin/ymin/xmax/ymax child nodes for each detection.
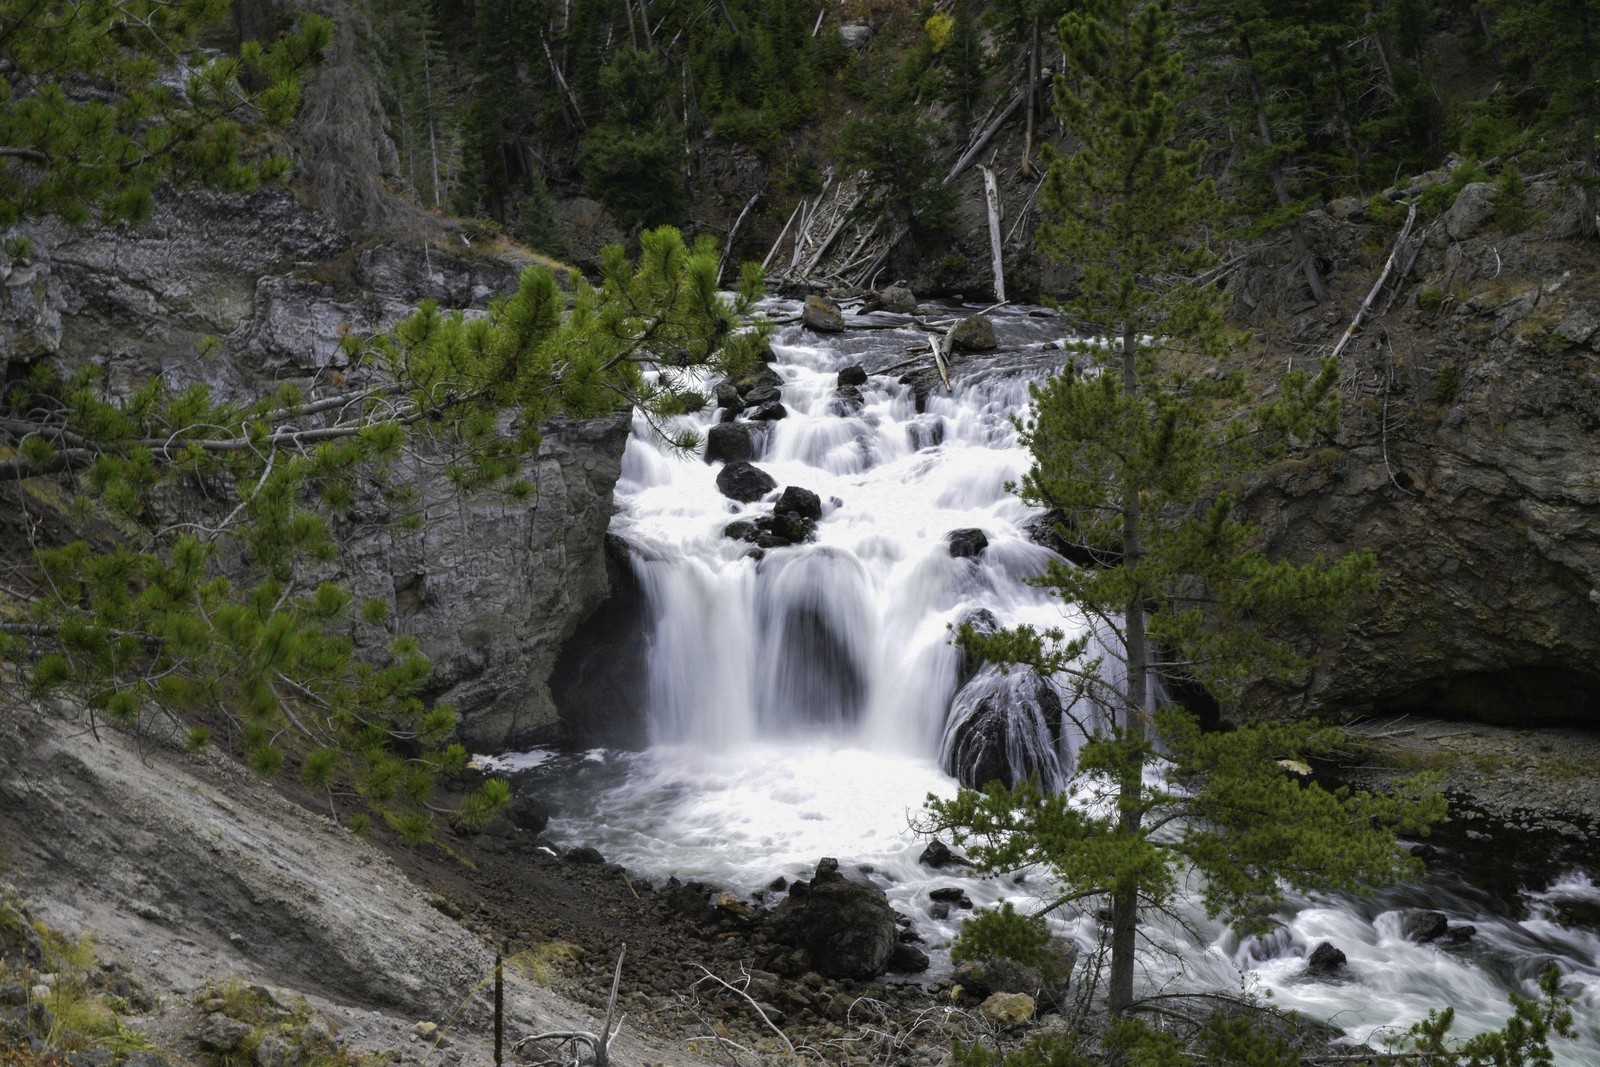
<box><xmin>716</xmin><ymin>461</ymin><xmax>777</xmax><ymax>503</ymax></box>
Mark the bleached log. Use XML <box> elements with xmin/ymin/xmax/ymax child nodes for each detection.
<box><xmin>761</xmin><ymin>201</ymin><xmax>803</xmax><ymax>272</ymax></box>
<box><xmin>945</xmin><ymin>92</ymin><xmax>1025</xmax><ymax>183</ymax></box>
<box><xmin>982</xmin><ymin>165</ymin><xmax>1006</xmax><ymax>304</ymax></box>
<box><xmin>717</xmin><ymin>192</ymin><xmax>762</xmax><ymax>284</ymax></box>
<box><xmin>1329</xmin><ymin>199</ymin><xmax>1417</xmax><ymax>365</ymax></box>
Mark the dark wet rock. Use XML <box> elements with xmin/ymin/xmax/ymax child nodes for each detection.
<box><xmin>777</xmin><ymin>486</ymin><xmax>824</xmax><ymax>521</ymax></box>
<box><xmin>724</xmin><ymin>520</ymin><xmax>760</xmax><ymax>543</ymax></box>
<box><xmin>769</xmin><ymin>876</ymin><xmax>788</xmax><ymax>892</ymax></box>
<box><xmin>887</xmin><ymin>942</ymin><xmax>930</xmax><ymax>973</ymax></box>
<box><xmin>929</xmin><ymin>887</ymin><xmax>974</xmax><ymax>908</ymax></box>
<box><xmin>551</xmin><ymin>534</ymin><xmax>651</xmax><ymax>748</ymax></box>
<box><xmin>947</xmin><ymin>313</ymin><xmax>997</xmax><ymax>352</ymax></box>
<box><xmin>716</xmin><ymin>461</ymin><xmax>777</xmax><ymax>503</ymax></box>
<box><xmin>907</xmin><ymin>416</ymin><xmax>945</xmax><ymax>451</ymax></box>
<box><xmin>952</xmin><ymin>945</ymin><xmax>1075</xmax><ymax>1009</ymax></box>
<box><xmin>736</xmin><ymin>367</ymin><xmax>784</xmax><ymax>399</ymax></box>
<box><xmin>831</xmin><ymin>383</ymin><xmax>864</xmax><ymax>415</ymax></box>
<box><xmin>769</xmin><ymin>860</ymin><xmax>898</xmax><ymax>979</ymax></box>
<box><xmin>918</xmin><ymin>839</ymin><xmax>974</xmax><ymax>870</ymax></box>
<box><xmin>1443</xmin><ymin>925</ymin><xmax>1478</xmax><ymax>944</ymax></box>
<box><xmin>565</xmin><ymin>846</ymin><xmax>606</xmax><ymax>865</ymax></box>
<box><xmin>929</xmin><ymin>902</ymin><xmax>951</xmax><ymax>920</ymax></box>
<box><xmin>1306</xmin><ymin>941</ymin><xmax>1347</xmax><ymax>976</ymax></box>
<box><xmin>749</xmin><ymin>401</ymin><xmax>788</xmax><ymax>421</ymax></box>
<box><xmin>954</xmin><ymin>609</ymin><xmax>1000</xmax><ymax>688</ymax></box>
<box><xmin>705</xmin><ymin>422</ymin><xmax>758</xmax><ymax>464</ymax></box>
<box><xmin>803</xmin><ymin>295</ymin><xmax>846</xmax><ymax>333</ymax></box>
<box><xmin>1401</xmin><ymin>910</ymin><xmax>1450</xmax><ymax>943</ymax></box>
<box><xmin>943</xmin><ymin>665</ymin><xmax>1065</xmax><ymax>790</ymax></box>
<box><xmin>946</xmin><ymin>528</ymin><xmax>989</xmax><ymax>559</ymax></box>
<box><xmin>770</xmin><ymin>510</ymin><xmax>817</xmax><ymax>545</ymax></box>
<box><xmin>715</xmin><ymin>381</ymin><xmax>746</xmax><ymax>413</ymax></box>
<box><xmin>505</xmin><ymin>789</ymin><xmax>550</xmax><ymax>835</ymax></box>
<box><xmin>837</xmin><ymin>364</ymin><xmax>869</xmax><ymax>387</ymax></box>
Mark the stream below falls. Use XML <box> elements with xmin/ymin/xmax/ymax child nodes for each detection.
<box><xmin>503</xmin><ymin>301</ymin><xmax>1600</xmax><ymax>1060</ymax></box>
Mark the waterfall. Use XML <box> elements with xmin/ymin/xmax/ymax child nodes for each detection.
<box><xmin>509</xmin><ymin>301</ymin><xmax>1598</xmax><ymax>1062</ymax></box>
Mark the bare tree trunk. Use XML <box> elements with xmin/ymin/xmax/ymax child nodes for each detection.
<box><xmin>421</xmin><ymin>23</ymin><xmax>442</xmax><ymax>209</ymax></box>
<box><xmin>982</xmin><ymin>166</ymin><xmax>1006</xmax><ymax>303</ymax></box>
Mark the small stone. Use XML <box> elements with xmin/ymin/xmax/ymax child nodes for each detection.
<box><xmin>196</xmin><ymin>1014</ymin><xmax>254</xmax><ymax>1053</ymax></box>
<box><xmin>979</xmin><ymin>991</ymin><xmax>1035</xmax><ymax>1028</ymax></box>
<box><xmin>413</xmin><ymin>1021</ymin><xmax>439</xmax><ymax>1039</ymax></box>
<box><xmin>565</xmin><ymin>846</ymin><xmax>605</xmax><ymax>865</ymax></box>
<box><xmin>1555</xmin><ymin>310</ymin><xmax>1597</xmax><ymax>346</ymax></box>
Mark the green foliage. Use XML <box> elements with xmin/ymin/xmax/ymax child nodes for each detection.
<box><xmin>837</xmin><ymin>118</ymin><xmax>956</xmax><ymax>246</ymax></box>
<box><xmin>1386</xmin><ymin>968</ymin><xmax>1576</xmax><ymax>1067</ymax></box>
<box><xmin>951</xmin><ymin>902</ymin><xmax>1065</xmax><ymax>979</ymax></box>
<box><xmin>0</xmin><ymin>0</ymin><xmax>331</xmax><ymax>225</ymax></box>
<box><xmin>2</xmin><ymin>227</ymin><xmax>769</xmax><ymax>842</ymax></box>
<box><xmin>926</xmin><ymin>0</ymin><xmax>1438</xmax><ymax>1016</ymax></box>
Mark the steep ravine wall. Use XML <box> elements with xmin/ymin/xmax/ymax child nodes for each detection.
<box><xmin>1242</xmin><ymin>182</ymin><xmax>1600</xmax><ymax>727</ymax></box>
<box><xmin>0</xmin><ymin>185</ymin><xmax>631</xmax><ymax>750</ymax></box>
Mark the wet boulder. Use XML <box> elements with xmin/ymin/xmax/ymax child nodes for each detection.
<box><xmin>831</xmin><ymin>383</ymin><xmax>864</xmax><ymax>415</ymax></box>
<box><xmin>705</xmin><ymin>422</ymin><xmax>757</xmax><ymax>464</ymax></box>
<box><xmin>954</xmin><ymin>609</ymin><xmax>1000</xmax><ymax>688</ymax></box>
<box><xmin>1400</xmin><ymin>910</ymin><xmax>1449</xmax><ymax>944</ymax></box>
<box><xmin>777</xmin><ymin>486</ymin><xmax>823</xmax><ymax>521</ymax></box>
<box><xmin>715</xmin><ymin>381</ymin><xmax>746</xmax><ymax>413</ymax></box>
<box><xmin>565</xmin><ymin>846</ymin><xmax>606</xmax><ymax>865</ymax></box>
<box><xmin>918</xmin><ymin>839</ymin><xmax>974</xmax><ymax>869</ymax></box>
<box><xmin>738</xmin><ymin>367</ymin><xmax>784</xmax><ymax>406</ymax></box>
<box><xmin>749</xmin><ymin>401</ymin><xmax>788</xmax><ymax>421</ymax></box>
<box><xmin>947</xmin><ymin>313</ymin><xmax>997</xmax><ymax>352</ymax></box>
<box><xmin>887</xmin><ymin>942</ymin><xmax>930</xmax><ymax>973</ymax></box>
<box><xmin>769</xmin><ymin>510</ymin><xmax>817</xmax><ymax>545</ymax></box>
<box><xmin>723</xmin><ymin>520</ymin><xmax>760</xmax><ymax>543</ymax></box>
<box><xmin>837</xmin><ymin>364</ymin><xmax>869</xmax><ymax>387</ymax></box>
<box><xmin>716</xmin><ymin>461</ymin><xmax>777</xmax><ymax>503</ymax></box>
<box><xmin>947</xmin><ymin>528</ymin><xmax>989</xmax><ymax>558</ymax></box>
<box><xmin>506</xmin><ymin>788</ymin><xmax>551</xmax><ymax>835</ymax></box>
<box><xmin>1305</xmin><ymin>941</ymin><xmax>1347</xmax><ymax>976</ymax></box>
<box><xmin>942</xmin><ymin>665</ymin><xmax>1066</xmax><ymax>790</ymax></box>
<box><xmin>803</xmin><ymin>295</ymin><xmax>846</xmax><ymax>333</ymax></box>
<box><xmin>768</xmin><ymin>859</ymin><xmax>898</xmax><ymax>979</ymax></box>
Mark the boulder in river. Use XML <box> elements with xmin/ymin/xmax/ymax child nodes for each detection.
<box><xmin>803</xmin><ymin>295</ymin><xmax>846</xmax><ymax>333</ymax></box>
<box><xmin>777</xmin><ymin>486</ymin><xmax>823</xmax><ymax>521</ymax></box>
<box><xmin>947</xmin><ymin>313</ymin><xmax>997</xmax><ymax>352</ymax></box>
<box><xmin>918</xmin><ymin>839</ymin><xmax>974</xmax><ymax>869</ymax></box>
<box><xmin>749</xmin><ymin>401</ymin><xmax>788</xmax><ymax>421</ymax></box>
<box><xmin>716</xmin><ymin>461</ymin><xmax>777</xmax><ymax>503</ymax></box>
<box><xmin>704</xmin><ymin>422</ymin><xmax>757</xmax><ymax>464</ymax></box>
<box><xmin>879</xmin><ymin>285</ymin><xmax>918</xmax><ymax>314</ymax></box>
<box><xmin>1400</xmin><ymin>910</ymin><xmax>1449</xmax><ymax>943</ymax></box>
<box><xmin>1305</xmin><ymin>941</ymin><xmax>1347</xmax><ymax>976</ymax></box>
<box><xmin>947</xmin><ymin>528</ymin><xmax>989</xmax><ymax>558</ymax></box>
<box><xmin>837</xmin><ymin>364</ymin><xmax>868</xmax><ymax>387</ymax></box>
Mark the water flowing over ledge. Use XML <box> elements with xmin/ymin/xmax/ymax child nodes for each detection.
<box><xmin>518</xmin><ymin>301</ymin><xmax>1599</xmax><ymax>1061</ymax></box>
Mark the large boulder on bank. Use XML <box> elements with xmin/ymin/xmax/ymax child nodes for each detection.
<box><xmin>767</xmin><ymin>860</ymin><xmax>899</xmax><ymax>980</ymax></box>
<box><xmin>716</xmin><ymin>461</ymin><xmax>777</xmax><ymax>503</ymax></box>
<box><xmin>947</xmin><ymin>313</ymin><xmax>997</xmax><ymax>352</ymax></box>
<box><xmin>879</xmin><ymin>285</ymin><xmax>918</xmax><ymax>314</ymax></box>
<box><xmin>803</xmin><ymin>296</ymin><xmax>846</xmax><ymax>333</ymax></box>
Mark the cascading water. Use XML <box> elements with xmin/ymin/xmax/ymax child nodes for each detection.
<box><xmin>508</xmin><ymin>301</ymin><xmax>1598</xmax><ymax>1059</ymax></box>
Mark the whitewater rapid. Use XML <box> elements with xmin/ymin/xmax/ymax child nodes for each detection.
<box><xmin>501</xmin><ymin>301</ymin><xmax>1598</xmax><ymax>1060</ymax></box>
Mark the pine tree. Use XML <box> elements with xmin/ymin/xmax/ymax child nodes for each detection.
<box><xmin>0</xmin><ymin>2</ymin><xmax>770</xmax><ymax>842</ymax></box>
<box><xmin>0</xmin><ymin>0</ymin><xmax>332</xmax><ymax>226</ymax></box>
<box><xmin>922</xmin><ymin>0</ymin><xmax>1442</xmax><ymax>1014</ymax></box>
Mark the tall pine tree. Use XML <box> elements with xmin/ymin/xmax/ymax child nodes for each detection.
<box><xmin>923</xmin><ymin>0</ymin><xmax>1442</xmax><ymax>1014</ymax></box>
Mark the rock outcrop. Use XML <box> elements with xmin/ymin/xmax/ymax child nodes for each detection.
<box><xmin>1244</xmin><ymin>179</ymin><xmax>1600</xmax><ymax>727</ymax></box>
<box><xmin>0</xmin><ymin>186</ymin><xmax>632</xmax><ymax>750</ymax></box>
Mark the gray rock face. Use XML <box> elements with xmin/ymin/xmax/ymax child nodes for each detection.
<box><xmin>1</xmin><ymin>187</ymin><xmax>629</xmax><ymax>750</ymax></box>
<box><xmin>1445</xmin><ymin>182</ymin><xmax>1497</xmax><ymax>241</ymax></box>
<box><xmin>1248</xmin><ymin>215</ymin><xmax>1600</xmax><ymax>728</ymax></box>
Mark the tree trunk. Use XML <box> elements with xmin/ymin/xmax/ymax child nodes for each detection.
<box><xmin>982</xmin><ymin>165</ymin><xmax>1006</xmax><ymax>303</ymax></box>
<box><xmin>1110</xmin><ymin>318</ymin><xmax>1148</xmax><ymax>1016</ymax></box>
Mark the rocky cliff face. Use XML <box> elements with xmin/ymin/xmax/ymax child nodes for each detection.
<box><xmin>1243</xmin><ymin>178</ymin><xmax>1600</xmax><ymax>727</ymax></box>
<box><xmin>0</xmin><ymin>185</ymin><xmax>630</xmax><ymax>750</ymax></box>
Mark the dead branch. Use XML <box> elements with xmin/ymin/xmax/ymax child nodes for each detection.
<box><xmin>1329</xmin><ymin>199</ymin><xmax>1418</xmax><ymax>365</ymax></box>
<box><xmin>515</xmin><ymin>945</ymin><xmax>626</xmax><ymax>1066</ymax></box>
<box><xmin>692</xmin><ymin>966</ymin><xmax>798</xmax><ymax>1067</ymax></box>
